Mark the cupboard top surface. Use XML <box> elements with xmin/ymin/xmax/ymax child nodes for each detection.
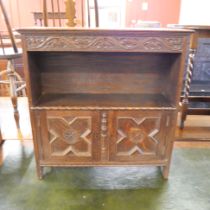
<box><xmin>17</xmin><ymin>27</ymin><xmax>193</xmax><ymax>34</ymax></box>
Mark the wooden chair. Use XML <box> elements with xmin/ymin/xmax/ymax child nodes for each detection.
<box><xmin>86</xmin><ymin>0</ymin><xmax>99</xmax><ymax>27</ymax></box>
<box><xmin>0</xmin><ymin>0</ymin><xmax>26</xmax><ymax>129</ymax></box>
<box><xmin>35</xmin><ymin>0</ymin><xmax>98</xmax><ymax>28</ymax></box>
<box><xmin>41</xmin><ymin>0</ymin><xmax>77</xmax><ymax>27</ymax></box>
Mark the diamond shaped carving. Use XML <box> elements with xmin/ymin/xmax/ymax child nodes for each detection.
<box><xmin>129</xmin><ymin>127</ymin><xmax>145</xmax><ymax>144</ymax></box>
<box><xmin>47</xmin><ymin>116</ymin><xmax>92</xmax><ymax>157</ymax></box>
<box><xmin>116</xmin><ymin>117</ymin><xmax>160</xmax><ymax>156</ymax></box>
<box><xmin>63</xmin><ymin>128</ymin><xmax>79</xmax><ymax>144</ymax></box>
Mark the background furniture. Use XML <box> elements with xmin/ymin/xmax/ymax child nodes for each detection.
<box><xmin>41</xmin><ymin>0</ymin><xmax>76</xmax><ymax>27</ymax></box>
<box><xmin>0</xmin><ymin>0</ymin><xmax>26</xmax><ymax>129</ymax></box>
<box><xmin>168</xmin><ymin>25</ymin><xmax>210</xmax><ymax>128</ymax></box>
<box><xmin>133</xmin><ymin>21</ymin><xmax>161</xmax><ymax>28</ymax></box>
<box><xmin>18</xmin><ymin>28</ymin><xmax>191</xmax><ymax>179</ymax></box>
<box><xmin>33</xmin><ymin>11</ymin><xmax>67</xmax><ymax>26</ymax></box>
<box><xmin>86</xmin><ymin>0</ymin><xmax>99</xmax><ymax>27</ymax></box>
<box><xmin>33</xmin><ymin>0</ymin><xmax>100</xmax><ymax>28</ymax></box>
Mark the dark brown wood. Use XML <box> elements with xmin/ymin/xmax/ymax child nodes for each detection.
<box><xmin>18</xmin><ymin>28</ymin><xmax>192</xmax><ymax>179</ymax></box>
<box><xmin>187</xmin><ymin>109</ymin><xmax>210</xmax><ymax>115</ymax></box>
<box><xmin>40</xmin><ymin>110</ymin><xmax>100</xmax><ymax>163</ymax></box>
<box><xmin>180</xmin><ymin>49</ymin><xmax>196</xmax><ymax>128</ymax></box>
<box><xmin>33</xmin><ymin>93</ymin><xmax>173</xmax><ymax>108</ymax></box>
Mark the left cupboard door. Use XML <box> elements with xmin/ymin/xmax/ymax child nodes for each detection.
<box><xmin>32</xmin><ymin>110</ymin><xmax>101</xmax><ymax>165</ymax></box>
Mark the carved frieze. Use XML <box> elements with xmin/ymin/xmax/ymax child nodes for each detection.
<box><xmin>25</xmin><ymin>35</ymin><xmax>183</xmax><ymax>52</ymax></box>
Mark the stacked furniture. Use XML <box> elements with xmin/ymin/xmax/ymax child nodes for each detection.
<box><xmin>168</xmin><ymin>25</ymin><xmax>210</xmax><ymax>129</ymax></box>
<box><xmin>18</xmin><ymin>28</ymin><xmax>191</xmax><ymax>179</ymax></box>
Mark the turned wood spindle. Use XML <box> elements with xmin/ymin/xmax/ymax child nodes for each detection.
<box><xmin>180</xmin><ymin>49</ymin><xmax>196</xmax><ymax>128</ymax></box>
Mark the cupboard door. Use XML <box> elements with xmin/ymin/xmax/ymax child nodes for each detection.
<box><xmin>110</xmin><ymin>111</ymin><xmax>168</xmax><ymax>162</ymax></box>
<box><xmin>40</xmin><ymin>110</ymin><xmax>100</xmax><ymax>163</ymax></box>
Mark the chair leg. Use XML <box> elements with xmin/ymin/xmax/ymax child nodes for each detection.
<box><xmin>180</xmin><ymin>49</ymin><xmax>196</xmax><ymax>129</ymax></box>
<box><xmin>11</xmin><ymin>96</ymin><xmax>20</xmax><ymax>129</ymax></box>
<box><xmin>7</xmin><ymin>60</ymin><xmax>20</xmax><ymax>129</ymax></box>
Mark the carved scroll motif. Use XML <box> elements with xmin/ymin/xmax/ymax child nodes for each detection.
<box><xmin>26</xmin><ymin>36</ymin><xmax>183</xmax><ymax>52</ymax></box>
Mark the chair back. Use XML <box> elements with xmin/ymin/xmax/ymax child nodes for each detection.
<box><xmin>87</xmin><ymin>0</ymin><xmax>99</xmax><ymax>27</ymax></box>
<box><xmin>0</xmin><ymin>0</ymin><xmax>18</xmax><ymax>54</ymax></box>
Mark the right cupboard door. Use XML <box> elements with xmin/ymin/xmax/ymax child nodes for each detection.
<box><xmin>109</xmin><ymin>110</ymin><xmax>172</xmax><ymax>162</ymax></box>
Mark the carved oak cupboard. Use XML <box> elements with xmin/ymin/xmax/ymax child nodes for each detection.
<box><xmin>18</xmin><ymin>28</ymin><xmax>191</xmax><ymax>179</ymax></box>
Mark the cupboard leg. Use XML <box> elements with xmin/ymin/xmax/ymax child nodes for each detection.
<box><xmin>37</xmin><ymin>165</ymin><xmax>44</xmax><ymax>180</ymax></box>
<box><xmin>160</xmin><ymin>165</ymin><xmax>170</xmax><ymax>179</ymax></box>
<box><xmin>180</xmin><ymin>100</ymin><xmax>188</xmax><ymax>129</ymax></box>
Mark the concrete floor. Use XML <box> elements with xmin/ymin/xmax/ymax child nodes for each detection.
<box><xmin>1</xmin><ymin>140</ymin><xmax>210</xmax><ymax>210</ymax></box>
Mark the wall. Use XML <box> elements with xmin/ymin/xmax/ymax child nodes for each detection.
<box><xmin>179</xmin><ymin>0</ymin><xmax>210</xmax><ymax>25</ymax></box>
<box><xmin>126</xmin><ymin>0</ymin><xmax>181</xmax><ymax>27</ymax></box>
<box><xmin>0</xmin><ymin>0</ymin><xmax>41</xmax><ymax>30</ymax></box>
<box><xmin>0</xmin><ymin>0</ymin><xmax>76</xmax><ymax>29</ymax></box>
<box><xmin>0</xmin><ymin>0</ymin><xmax>181</xmax><ymax>29</ymax></box>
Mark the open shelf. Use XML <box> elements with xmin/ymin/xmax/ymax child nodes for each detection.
<box><xmin>35</xmin><ymin>93</ymin><xmax>173</xmax><ymax>109</ymax></box>
<box><xmin>28</xmin><ymin>51</ymin><xmax>181</xmax><ymax>108</ymax></box>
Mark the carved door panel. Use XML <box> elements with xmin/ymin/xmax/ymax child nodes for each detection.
<box><xmin>110</xmin><ymin>111</ymin><xmax>168</xmax><ymax>162</ymax></box>
<box><xmin>40</xmin><ymin>110</ymin><xmax>100</xmax><ymax>163</ymax></box>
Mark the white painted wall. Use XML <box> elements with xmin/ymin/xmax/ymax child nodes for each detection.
<box><xmin>179</xmin><ymin>0</ymin><xmax>210</xmax><ymax>25</ymax></box>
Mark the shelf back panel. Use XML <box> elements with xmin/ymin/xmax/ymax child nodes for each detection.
<box><xmin>28</xmin><ymin>52</ymin><xmax>180</xmax><ymax>96</ymax></box>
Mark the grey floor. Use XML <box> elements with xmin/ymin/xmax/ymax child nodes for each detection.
<box><xmin>0</xmin><ymin>140</ymin><xmax>210</xmax><ymax>210</ymax></box>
